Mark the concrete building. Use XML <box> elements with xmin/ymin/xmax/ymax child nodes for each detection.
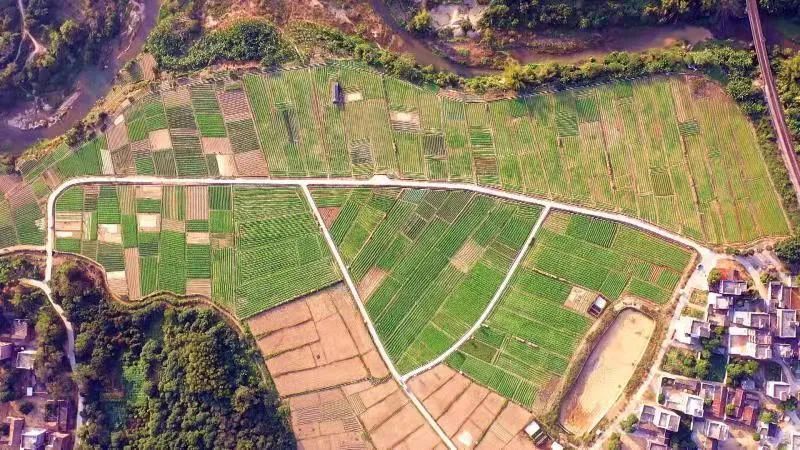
<box><xmin>640</xmin><ymin>405</ymin><xmax>681</xmax><ymax>432</ymax></box>
<box><xmin>766</xmin><ymin>381</ymin><xmax>791</xmax><ymax>401</ymax></box>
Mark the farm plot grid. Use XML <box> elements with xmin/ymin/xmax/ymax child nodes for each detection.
<box><xmin>0</xmin><ymin>63</ymin><xmax>788</xmax><ymax>251</ymax></box>
<box><xmin>314</xmin><ymin>187</ymin><xmax>543</xmax><ymax>374</ymax></box>
<box><xmin>53</xmin><ymin>184</ymin><xmax>340</xmax><ymax>319</ymax></box>
<box><xmin>447</xmin><ymin>210</ymin><xmax>694</xmax><ymax>410</ymax></box>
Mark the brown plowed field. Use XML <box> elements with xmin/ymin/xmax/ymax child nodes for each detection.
<box><xmin>409</xmin><ymin>365</ymin><xmax>538</xmax><ymax>449</ymax></box>
<box><xmin>248</xmin><ymin>283</ymin><xmax>441</xmax><ymax>448</ymax></box>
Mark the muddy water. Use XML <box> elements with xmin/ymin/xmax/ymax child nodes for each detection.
<box><xmin>510</xmin><ymin>25</ymin><xmax>713</xmax><ymax>65</ymax></box>
<box><xmin>0</xmin><ymin>0</ymin><xmax>160</xmax><ymax>156</ymax></box>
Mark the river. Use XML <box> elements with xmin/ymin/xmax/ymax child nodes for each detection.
<box><xmin>0</xmin><ymin>0</ymin><xmax>160</xmax><ymax>156</ymax></box>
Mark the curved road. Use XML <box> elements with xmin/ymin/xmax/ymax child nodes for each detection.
<box><xmin>40</xmin><ymin>174</ymin><xmax>726</xmax><ymax>448</ymax></box>
<box><xmin>746</xmin><ymin>0</ymin><xmax>800</xmax><ymax>206</ymax></box>
<box><xmin>18</xmin><ymin>278</ymin><xmax>84</xmax><ymax>439</ymax></box>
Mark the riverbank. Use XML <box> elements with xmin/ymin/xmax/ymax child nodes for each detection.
<box><xmin>0</xmin><ymin>0</ymin><xmax>160</xmax><ymax>156</ymax></box>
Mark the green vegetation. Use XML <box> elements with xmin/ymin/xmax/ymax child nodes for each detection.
<box><xmin>531</xmin><ymin>212</ymin><xmax>692</xmax><ymax>304</ymax></box>
<box><xmin>0</xmin><ymin>257</ymin><xmax>74</xmax><ymax>403</ymax></box>
<box><xmin>50</xmin><ymin>262</ymin><xmax>295</xmax><ymax>448</ymax></box>
<box><xmin>621</xmin><ymin>414</ymin><xmax>639</xmax><ymax>433</ymax></box>
<box><xmin>147</xmin><ymin>18</ymin><xmax>293</xmax><ymax>72</ymax></box>
<box><xmin>54</xmin><ymin>184</ymin><xmax>339</xmax><ymax>319</ymax></box>
<box><xmin>317</xmin><ymin>187</ymin><xmax>542</xmax><ymax>374</ymax></box>
<box><xmin>475</xmin><ymin>0</ymin><xmax>746</xmax><ymax>31</ymax></box>
<box><xmin>726</xmin><ymin>357</ymin><xmax>760</xmax><ymax>387</ymax></box>
<box><xmin>448</xmin><ymin>210</ymin><xmax>692</xmax><ymax>408</ymax></box>
<box><xmin>3</xmin><ymin>61</ymin><xmax>789</xmax><ymax>249</ymax></box>
<box><xmin>0</xmin><ymin>0</ymin><xmax>128</xmax><ymax>108</ymax></box>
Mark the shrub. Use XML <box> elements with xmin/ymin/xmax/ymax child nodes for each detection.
<box><xmin>621</xmin><ymin>413</ymin><xmax>638</xmax><ymax>433</ymax></box>
<box><xmin>19</xmin><ymin>401</ymin><xmax>34</xmax><ymax>415</ymax></box>
<box><xmin>408</xmin><ymin>9</ymin><xmax>432</xmax><ymax>34</ymax></box>
<box><xmin>606</xmin><ymin>432</ymin><xmax>621</xmax><ymax>450</ymax></box>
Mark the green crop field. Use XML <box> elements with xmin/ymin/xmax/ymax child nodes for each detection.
<box><xmin>53</xmin><ymin>184</ymin><xmax>340</xmax><ymax>319</ymax></box>
<box><xmin>447</xmin><ymin>209</ymin><xmax>694</xmax><ymax>409</ymax></box>
<box><xmin>316</xmin><ymin>187</ymin><xmax>543</xmax><ymax>374</ymax></box>
<box><xmin>0</xmin><ymin>63</ymin><xmax>787</xmax><ymax>251</ymax></box>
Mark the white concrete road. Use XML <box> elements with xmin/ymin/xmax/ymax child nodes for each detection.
<box><xmin>39</xmin><ymin>174</ymin><xmax>729</xmax><ymax>448</ymax></box>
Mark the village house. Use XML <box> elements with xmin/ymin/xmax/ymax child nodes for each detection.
<box><xmin>10</xmin><ymin>320</ymin><xmax>30</xmax><ymax>342</ymax></box>
<box><xmin>732</xmin><ymin>311</ymin><xmax>770</xmax><ymax>329</ymax></box>
<box><xmin>776</xmin><ymin>309</ymin><xmax>799</xmax><ymax>338</ymax></box>
<box><xmin>0</xmin><ymin>341</ymin><xmax>14</xmax><ymax>361</ymax></box>
<box><xmin>766</xmin><ymin>380</ymin><xmax>792</xmax><ymax>401</ymax></box>
<box><xmin>675</xmin><ymin>316</ymin><xmax>711</xmax><ymax>346</ymax></box>
<box><xmin>727</xmin><ymin>326</ymin><xmax>772</xmax><ymax>359</ymax></box>
<box><xmin>701</xmin><ymin>420</ymin><xmax>730</xmax><ymax>441</ymax></box>
<box><xmin>639</xmin><ymin>404</ymin><xmax>681</xmax><ymax>432</ymax></box>
<box><xmin>719</xmin><ymin>279</ymin><xmax>748</xmax><ymax>296</ymax></box>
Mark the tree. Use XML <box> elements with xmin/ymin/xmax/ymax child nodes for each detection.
<box><xmin>621</xmin><ymin>413</ymin><xmax>638</xmax><ymax>433</ymax></box>
<box><xmin>726</xmin><ymin>403</ymin><xmax>736</xmax><ymax>416</ymax></box>
<box><xmin>760</xmin><ymin>409</ymin><xmax>777</xmax><ymax>424</ymax></box>
<box><xmin>606</xmin><ymin>432</ymin><xmax>622</xmax><ymax>450</ymax></box>
<box><xmin>776</xmin><ymin>235</ymin><xmax>800</xmax><ymax>265</ymax></box>
<box><xmin>708</xmin><ymin>268</ymin><xmax>723</xmax><ymax>286</ymax></box>
<box><xmin>726</xmin><ymin>359</ymin><xmax>760</xmax><ymax>386</ymax></box>
<box><xmin>407</xmin><ymin>9</ymin><xmax>432</xmax><ymax>34</ymax></box>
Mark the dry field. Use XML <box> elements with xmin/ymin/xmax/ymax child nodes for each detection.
<box><xmin>559</xmin><ymin>308</ymin><xmax>656</xmax><ymax>434</ymax></box>
<box><xmin>247</xmin><ymin>283</ymin><xmax>444</xmax><ymax>449</ymax></box>
<box><xmin>409</xmin><ymin>364</ymin><xmax>539</xmax><ymax>449</ymax></box>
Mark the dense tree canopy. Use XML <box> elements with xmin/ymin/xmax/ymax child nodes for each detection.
<box><xmin>52</xmin><ymin>262</ymin><xmax>295</xmax><ymax>449</ymax></box>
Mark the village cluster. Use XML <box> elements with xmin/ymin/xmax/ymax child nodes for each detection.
<box><xmin>0</xmin><ymin>319</ymin><xmax>74</xmax><ymax>450</ymax></box>
<box><xmin>628</xmin><ymin>262</ymin><xmax>800</xmax><ymax>449</ymax></box>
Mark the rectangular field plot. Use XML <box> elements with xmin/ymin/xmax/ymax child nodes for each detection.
<box><xmin>232</xmin><ymin>187</ymin><xmax>341</xmax><ymax>318</ymax></box>
<box><xmin>320</xmin><ymin>187</ymin><xmax>543</xmax><ymax>374</ymax></box>
<box><xmin>0</xmin><ymin>64</ymin><xmax>790</xmax><ymax>260</ymax></box>
<box><xmin>447</xmin><ymin>210</ymin><xmax>694</xmax><ymax>409</ymax></box>
<box><xmin>52</xmin><ymin>184</ymin><xmax>339</xmax><ymax>319</ymax></box>
<box><xmin>530</xmin><ymin>211</ymin><xmax>693</xmax><ymax>304</ymax></box>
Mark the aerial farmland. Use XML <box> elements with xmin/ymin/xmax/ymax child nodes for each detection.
<box><xmin>0</xmin><ymin>60</ymin><xmax>791</xmax><ymax>449</ymax></box>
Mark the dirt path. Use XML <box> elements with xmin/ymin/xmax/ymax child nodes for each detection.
<box><xmin>560</xmin><ymin>309</ymin><xmax>656</xmax><ymax>434</ymax></box>
<box><xmin>14</xmin><ymin>0</ymin><xmax>48</xmax><ymax>65</ymax></box>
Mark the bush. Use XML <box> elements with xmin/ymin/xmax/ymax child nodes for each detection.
<box><xmin>776</xmin><ymin>235</ymin><xmax>800</xmax><ymax>265</ymax></box>
<box><xmin>621</xmin><ymin>413</ymin><xmax>638</xmax><ymax>433</ymax></box>
<box><xmin>408</xmin><ymin>9</ymin><xmax>432</xmax><ymax>34</ymax></box>
<box><xmin>606</xmin><ymin>432</ymin><xmax>621</xmax><ymax>450</ymax></box>
<box><xmin>148</xmin><ymin>18</ymin><xmax>294</xmax><ymax>71</ymax></box>
<box><xmin>19</xmin><ymin>401</ymin><xmax>34</xmax><ymax>415</ymax></box>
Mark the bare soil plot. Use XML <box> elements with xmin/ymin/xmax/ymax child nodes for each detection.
<box><xmin>185</xmin><ymin>232</ymin><xmax>210</xmax><ymax>245</ymax></box>
<box><xmin>124</xmin><ymin>248</ymin><xmax>141</xmax><ymax>299</ymax></box>
<box><xmin>233</xmin><ymin>150</ymin><xmax>270</xmax><ymax>177</ymax></box>
<box><xmin>356</xmin><ymin>267</ymin><xmax>388</xmax><ymax>301</ymax></box>
<box><xmin>136</xmin><ymin>213</ymin><xmax>161</xmax><ymax>232</ymax></box>
<box><xmin>54</xmin><ymin>212</ymin><xmax>82</xmax><ymax>232</ymax></box>
<box><xmin>215</xmin><ymin>155</ymin><xmax>237</xmax><ymax>176</ymax></box>
<box><xmin>107</xmin><ymin>271</ymin><xmax>128</xmax><ymax>297</ymax></box>
<box><xmin>451</xmin><ymin>239</ymin><xmax>485</xmax><ymax>273</ymax></box>
<box><xmin>185</xmin><ymin>186</ymin><xmax>209</xmax><ymax>220</ymax></box>
<box><xmin>248</xmin><ymin>283</ymin><xmax>388</xmax><ymax>395</ymax></box>
<box><xmin>148</xmin><ymin>129</ymin><xmax>172</xmax><ymax>150</ymax></box>
<box><xmin>409</xmin><ymin>365</ymin><xmax>535</xmax><ymax>449</ymax></box>
<box><xmin>559</xmin><ymin>308</ymin><xmax>655</xmax><ymax>434</ymax></box>
<box><xmin>107</xmin><ymin>121</ymin><xmax>129</xmax><ymax>151</ymax></box>
<box><xmin>564</xmin><ymin>285</ymin><xmax>595</xmax><ymax>316</ymax></box>
<box><xmin>135</xmin><ymin>185</ymin><xmax>162</xmax><ymax>200</ymax></box>
<box><xmin>201</xmin><ymin>137</ymin><xmax>233</xmax><ymax>155</ymax></box>
<box><xmin>186</xmin><ymin>279</ymin><xmax>211</xmax><ymax>297</ymax></box>
<box><xmin>97</xmin><ymin>224</ymin><xmax>122</xmax><ymax>244</ymax></box>
<box><xmin>318</xmin><ymin>207</ymin><xmax>341</xmax><ymax>228</ymax></box>
<box><xmin>248</xmin><ymin>283</ymin><xmax>442</xmax><ymax>448</ymax></box>
<box><xmin>160</xmin><ymin>218</ymin><xmax>184</xmax><ymax>233</ymax></box>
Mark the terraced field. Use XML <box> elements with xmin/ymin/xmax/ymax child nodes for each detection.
<box><xmin>0</xmin><ymin>63</ymin><xmax>788</xmax><ymax>252</ymax></box>
<box><xmin>53</xmin><ymin>184</ymin><xmax>340</xmax><ymax>318</ymax></box>
<box><xmin>314</xmin><ymin>187</ymin><xmax>543</xmax><ymax>374</ymax></box>
<box><xmin>447</xmin><ymin>211</ymin><xmax>693</xmax><ymax>410</ymax></box>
